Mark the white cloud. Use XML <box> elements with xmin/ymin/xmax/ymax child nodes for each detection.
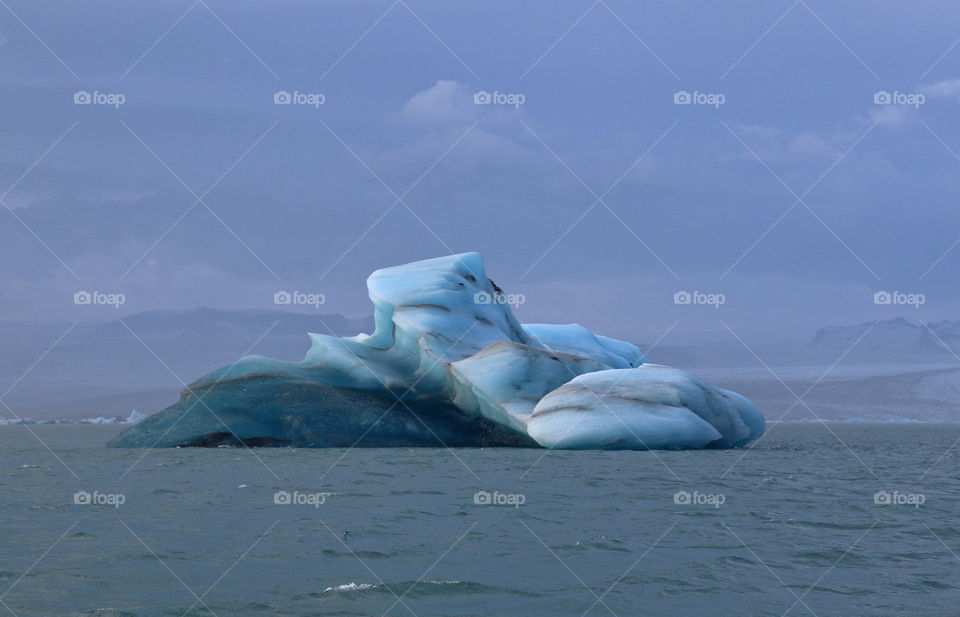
<box><xmin>399</xmin><ymin>79</ymin><xmax>529</xmax><ymax>129</ymax></box>
<box><xmin>867</xmin><ymin>103</ymin><xmax>913</xmax><ymax>127</ymax></box>
<box><xmin>920</xmin><ymin>77</ymin><xmax>960</xmax><ymax>101</ymax></box>
<box><xmin>724</xmin><ymin>124</ymin><xmax>842</xmax><ymax>163</ymax></box>
<box><xmin>400</xmin><ymin>80</ymin><xmax>478</xmax><ymax>127</ymax></box>
<box><xmin>387</xmin><ymin>79</ymin><xmax>543</xmax><ymax>173</ymax></box>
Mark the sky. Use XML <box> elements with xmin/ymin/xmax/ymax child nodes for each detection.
<box><xmin>2</xmin><ymin>0</ymin><xmax>960</xmax><ymax>341</ymax></box>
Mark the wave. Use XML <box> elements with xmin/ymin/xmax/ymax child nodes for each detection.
<box><xmin>318</xmin><ymin>579</ymin><xmax>540</xmax><ymax>599</ymax></box>
<box><xmin>323</xmin><ymin>580</ymin><xmax>463</xmax><ymax>594</ymax></box>
<box><xmin>323</xmin><ymin>582</ymin><xmax>379</xmax><ymax>593</ymax></box>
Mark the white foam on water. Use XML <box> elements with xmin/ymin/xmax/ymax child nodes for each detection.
<box><xmin>323</xmin><ymin>582</ymin><xmax>377</xmax><ymax>593</ymax></box>
<box><xmin>322</xmin><ymin>580</ymin><xmax>462</xmax><ymax>593</ymax></box>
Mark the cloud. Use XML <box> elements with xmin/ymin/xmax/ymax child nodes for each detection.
<box><xmin>399</xmin><ymin>80</ymin><xmax>529</xmax><ymax>130</ymax></box>
<box><xmin>387</xmin><ymin>79</ymin><xmax>543</xmax><ymax>174</ymax></box>
<box><xmin>400</xmin><ymin>80</ymin><xmax>478</xmax><ymax>128</ymax></box>
<box><xmin>724</xmin><ymin>124</ymin><xmax>842</xmax><ymax>163</ymax></box>
<box><xmin>920</xmin><ymin>77</ymin><xmax>960</xmax><ymax>101</ymax></box>
<box><xmin>867</xmin><ymin>103</ymin><xmax>913</xmax><ymax>127</ymax></box>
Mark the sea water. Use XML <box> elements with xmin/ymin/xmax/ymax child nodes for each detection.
<box><xmin>0</xmin><ymin>423</ymin><xmax>956</xmax><ymax>616</ymax></box>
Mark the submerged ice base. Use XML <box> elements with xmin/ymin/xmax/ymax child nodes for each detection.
<box><xmin>110</xmin><ymin>253</ymin><xmax>763</xmax><ymax>450</ymax></box>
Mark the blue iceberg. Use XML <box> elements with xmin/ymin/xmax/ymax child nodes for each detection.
<box><xmin>109</xmin><ymin>253</ymin><xmax>763</xmax><ymax>449</ymax></box>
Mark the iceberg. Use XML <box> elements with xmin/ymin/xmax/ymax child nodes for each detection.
<box><xmin>109</xmin><ymin>253</ymin><xmax>763</xmax><ymax>450</ymax></box>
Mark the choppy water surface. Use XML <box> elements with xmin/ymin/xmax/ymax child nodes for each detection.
<box><xmin>0</xmin><ymin>423</ymin><xmax>958</xmax><ymax>616</ymax></box>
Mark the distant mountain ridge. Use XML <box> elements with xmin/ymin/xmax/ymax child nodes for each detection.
<box><xmin>0</xmin><ymin>308</ymin><xmax>377</xmax><ymax>419</ymax></box>
<box><xmin>96</xmin><ymin>307</ymin><xmax>375</xmax><ymax>340</ymax></box>
<box><xmin>809</xmin><ymin>317</ymin><xmax>957</xmax><ymax>354</ymax></box>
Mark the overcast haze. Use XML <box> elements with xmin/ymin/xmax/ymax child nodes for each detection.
<box><xmin>3</xmin><ymin>0</ymin><xmax>960</xmax><ymax>341</ymax></box>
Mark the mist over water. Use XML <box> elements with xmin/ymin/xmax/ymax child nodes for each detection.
<box><xmin>1</xmin><ymin>424</ymin><xmax>956</xmax><ymax>616</ymax></box>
